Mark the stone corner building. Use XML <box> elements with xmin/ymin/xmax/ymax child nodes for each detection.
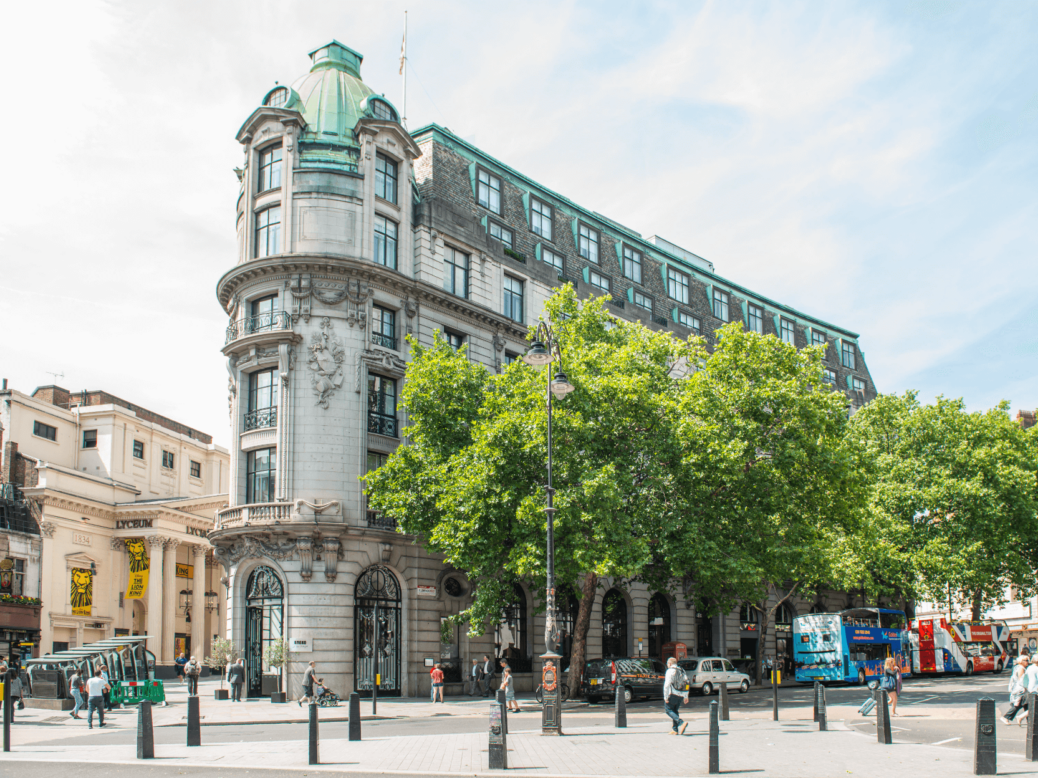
<box><xmin>212</xmin><ymin>41</ymin><xmax>879</xmax><ymax>699</ymax></box>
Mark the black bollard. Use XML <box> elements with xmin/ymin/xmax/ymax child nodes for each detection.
<box><xmin>974</xmin><ymin>697</ymin><xmax>996</xmax><ymax>776</ymax></box>
<box><xmin>615</xmin><ymin>682</ymin><xmax>627</xmax><ymax>728</ymax></box>
<box><xmin>817</xmin><ymin>683</ymin><xmax>827</xmax><ymax>732</ymax></box>
<box><xmin>488</xmin><ymin>702</ymin><xmax>507</xmax><ymax>770</ymax></box>
<box><xmin>708</xmin><ymin>699</ymin><xmax>720</xmax><ymax>774</ymax></box>
<box><xmin>772</xmin><ymin>670</ymin><xmax>779</xmax><ymax>721</ymax></box>
<box><xmin>136</xmin><ymin>700</ymin><xmax>155</xmax><ymax>759</ymax></box>
<box><xmin>187</xmin><ymin>695</ymin><xmax>201</xmax><ymax>746</ymax></box>
<box><xmin>3</xmin><ymin>669</ymin><xmax>12</xmax><ymax>753</ymax></box>
<box><xmin>309</xmin><ymin>702</ymin><xmax>319</xmax><ymax>765</ymax></box>
<box><xmin>813</xmin><ymin>681</ymin><xmax>820</xmax><ymax>722</ymax></box>
<box><xmin>876</xmin><ymin>689</ymin><xmax>892</xmax><ymax>745</ymax></box>
<box><xmin>348</xmin><ymin>692</ymin><xmax>362</xmax><ymax>741</ymax></box>
<box><xmin>1026</xmin><ymin>692</ymin><xmax>1038</xmax><ymax>761</ymax></box>
<box><xmin>720</xmin><ymin>680</ymin><xmax>730</xmax><ymax>721</ymax></box>
<box><xmin>496</xmin><ymin>689</ymin><xmax>508</xmax><ymax>735</ymax></box>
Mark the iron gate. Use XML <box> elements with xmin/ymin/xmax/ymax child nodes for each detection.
<box><xmin>354</xmin><ymin>565</ymin><xmax>401</xmax><ymax>697</ymax></box>
<box><xmin>244</xmin><ymin>566</ymin><xmax>283</xmax><ymax>698</ymax></box>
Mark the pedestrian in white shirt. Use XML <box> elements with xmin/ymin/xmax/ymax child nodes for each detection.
<box><xmin>663</xmin><ymin>657</ymin><xmax>690</xmax><ymax>735</ymax></box>
<box><xmin>85</xmin><ymin>669</ymin><xmax>110</xmax><ymax>729</ymax></box>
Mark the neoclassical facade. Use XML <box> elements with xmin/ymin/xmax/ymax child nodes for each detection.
<box><xmin>211</xmin><ymin>41</ymin><xmax>880</xmax><ymax>699</ymax></box>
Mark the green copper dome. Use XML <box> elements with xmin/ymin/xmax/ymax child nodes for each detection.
<box><xmin>292</xmin><ymin>41</ymin><xmax>374</xmax><ymax>147</ymax></box>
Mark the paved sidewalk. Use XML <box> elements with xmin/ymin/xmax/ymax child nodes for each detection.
<box><xmin>2</xmin><ymin>717</ymin><xmax>1035</xmax><ymax>777</ymax></box>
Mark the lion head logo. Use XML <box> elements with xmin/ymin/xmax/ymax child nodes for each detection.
<box><xmin>70</xmin><ymin>568</ymin><xmax>93</xmax><ymax>611</ymax></box>
<box><xmin>125</xmin><ymin>539</ymin><xmax>149</xmax><ymax>573</ymax></box>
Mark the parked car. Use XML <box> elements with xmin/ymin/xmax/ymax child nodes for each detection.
<box><xmin>677</xmin><ymin>657</ymin><xmax>751</xmax><ymax>696</ymax></box>
<box><xmin>581</xmin><ymin>657</ymin><xmax>667</xmax><ymax>704</ymax></box>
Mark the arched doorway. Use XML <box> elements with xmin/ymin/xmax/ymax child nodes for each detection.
<box><xmin>244</xmin><ymin>566</ymin><xmax>283</xmax><ymax>698</ymax></box>
<box><xmin>354</xmin><ymin>565</ymin><xmax>401</xmax><ymax>697</ymax></box>
<box><xmin>496</xmin><ymin>584</ymin><xmax>530</xmax><ymax>672</ymax></box>
<box><xmin>131</xmin><ymin>601</ymin><xmax>145</xmax><ymax>635</ymax></box>
<box><xmin>775</xmin><ymin>603</ymin><xmax>796</xmax><ymax>675</ymax></box>
<box><xmin>555</xmin><ymin>587</ymin><xmax>581</xmax><ymax>669</ymax></box>
<box><xmin>648</xmin><ymin>593</ymin><xmax>671</xmax><ymax>660</ymax></box>
<box><xmin>601</xmin><ymin>589</ymin><xmax>627</xmax><ymax>659</ymax></box>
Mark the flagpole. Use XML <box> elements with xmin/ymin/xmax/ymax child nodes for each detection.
<box><xmin>401</xmin><ymin>10</ymin><xmax>408</xmax><ymax>127</ymax></box>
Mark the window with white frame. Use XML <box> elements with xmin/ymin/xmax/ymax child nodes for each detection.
<box><xmin>780</xmin><ymin>319</ymin><xmax>795</xmax><ymax>345</ymax></box>
<box><xmin>823</xmin><ymin>368</ymin><xmax>837</xmax><ymax>385</ymax></box>
<box><xmin>374</xmin><ymin>215</ymin><xmax>398</xmax><ymax>270</ymax></box>
<box><xmin>622</xmin><ymin>246</ymin><xmax>642</xmax><ymax>284</ymax></box>
<box><xmin>542</xmin><ymin>247</ymin><xmax>564</xmax><ymax>274</ymax></box>
<box><xmin>852</xmin><ymin>377</ymin><xmax>866</xmax><ymax>392</ymax></box>
<box><xmin>258</xmin><ymin>145</ymin><xmax>282</xmax><ymax>192</ymax></box>
<box><xmin>633</xmin><ymin>290</ymin><xmax>652</xmax><ymax>313</ymax></box>
<box><xmin>477</xmin><ymin>169</ymin><xmax>501</xmax><ymax>214</ymax></box>
<box><xmin>667</xmin><ymin>268</ymin><xmax>690</xmax><ymax>304</ymax></box>
<box><xmin>370</xmin><ymin>98</ymin><xmax>397</xmax><ymax>122</ymax></box>
<box><xmin>531</xmin><ymin>197</ymin><xmax>553</xmax><ymax>241</ymax></box>
<box><xmin>589</xmin><ymin>270</ymin><xmax>610</xmax><ymax>294</ymax></box>
<box><xmin>444</xmin><ymin>246</ymin><xmax>470</xmax><ymax>299</ymax></box>
<box><xmin>375</xmin><ymin>153</ymin><xmax>398</xmax><ymax>203</ymax></box>
<box><xmin>9</xmin><ymin>558</ymin><xmax>25</xmax><ymax>595</ymax></box>
<box><xmin>812</xmin><ymin>330</ymin><xmax>827</xmax><ymax>348</ymax></box>
<box><xmin>503</xmin><ymin>275</ymin><xmax>524</xmax><ymax>323</ymax></box>
<box><xmin>747</xmin><ymin>304</ymin><xmax>764</xmax><ymax>334</ymax></box>
<box><xmin>678</xmin><ymin>311</ymin><xmax>700</xmax><ymax>333</ymax></box>
<box><xmin>578</xmin><ymin>223</ymin><xmax>599</xmax><ymax>263</ymax></box>
<box><xmin>255</xmin><ymin>205</ymin><xmax>281</xmax><ymax>258</ymax></box>
<box><xmin>264</xmin><ymin>87</ymin><xmax>288</xmax><ymax>108</ymax></box>
<box><xmin>712</xmin><ymin>289</ymin><xmax>730</xmax><ymax>322</ymax></box>
<box><xmin>841</xmin><ymin>342</ymin><xmax>856</xmax><ymax>369</ymax></box>
<box><xmin>489</xmin><ymin>221</ymin><xmax>513</xmax><ymax>248</ymax></box>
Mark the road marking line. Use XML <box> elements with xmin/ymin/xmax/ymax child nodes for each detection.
<box><xmin>932</xmin><ymin>737</ymin><xmax>961</xmax><ymax>745</ymax></box>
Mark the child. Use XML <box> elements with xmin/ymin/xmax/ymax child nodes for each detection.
<box><xmin>500</xmin><ymin>666</ymin><xmax>520</xmax><ymax>712</ymax></box>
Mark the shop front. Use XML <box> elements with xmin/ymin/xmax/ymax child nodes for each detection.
<box><xmin>0</xmin><ymin>599</ymin><xmax>42</xmax><ymax>666</ymax></box>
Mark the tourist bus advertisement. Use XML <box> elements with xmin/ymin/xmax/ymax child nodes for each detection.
<box><xmin>910</xmin><ymin>618</ymin><xmax>1009</xmax><ymax>675</ymax></box>
<box><xmin>793</xmin><ymin>608</ymin><xmax>911</xmax><ymax>685</ymax></box>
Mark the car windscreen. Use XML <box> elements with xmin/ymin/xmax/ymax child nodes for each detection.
<box><xmin>584</xmin><ymin>660</ymin><xmax>610</xmax><ymax>677</ymax></box>
<box><xmin>678</xmin><ymin>660</ymin><xmax>699</xmax><ymax>671</ymax></box>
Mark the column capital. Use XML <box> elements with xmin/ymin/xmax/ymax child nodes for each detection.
<box><xmin>148</xmin><ymin>535</ymin><xmax>166</xmax><ymax>548</ymax></box>
<box><xmin>191</xmin><ymin>544</ymin><xmax>208</xmax><ymax>559</ymax></box>
<box><xmin>164</xmin><ymin>538</ymin><xmax>181</xmax><ymax>550</ymax></box>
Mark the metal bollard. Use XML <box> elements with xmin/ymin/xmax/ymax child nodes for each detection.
<box><xmin>813</xmin><ymin>681</ymin><xmax>820</xmax><ymax>722</ymax></box>
<box><xmin>719</xmin><ymin>680</ymin><xmax>730</xmax><ymax>721</ymax></box>
<box><xmin>876</xmin><ymin>690</ymin><xmax>892</xmax><ymax>745</ymax></box>
<box><xmin>136</xmin><ymin>699</ymin><xmax>155</xmax><ymax>759</ymax></box>
<box><xmin>309</xmin><ymin>702</ymin><xmax>320</xmax><ymax>765</ymax></box>
<box><xmin>187</xmin><ymin>695</ymin><xmax>201</xmax><ymax>746</ymax></box>
<box><xmin>817</xmin><ymin>683</ymin><xmax>827</xmax><ymax>732</ymax></box>
<box><xmin>772</xmin><ymin>670</ymin><xmax>779</xmax><ymax>721</ymax></box>
<box><xmin>496</xmin><ymin>689</ymin><xmax>508</xmax><ymax>735</ymax></box>
<box><xmin>489</xmin><ymin>702</ymin><xmax>507</xmax><ymax>770</ymax></box>
<box><xmin>615</xmin><ymin>682</ymin><xmax>627</xmax><ymax>728</ymax></box>
<box><xmin>3</xmin><ymin>670</ymin><xmax>12</xmax><ymax>753</ymax></box>
<box><xmin>708</xmin><ymin>699</ymin><xmax>720</xmax><ymax>774</ymax></box>
<box><xmin>974</xmin><ymin>697</ymin><xmax>996</xmax><ymax>776</ymax></box>
<box><xmin>1026</xmin><ymin>693</ymin><xmax>1038</xmax><ymax>761</ymax></box>
<box><xmin>348</xmin><ymin>692</ymin><xmax>362</xmax><ymax>741</ymax></box>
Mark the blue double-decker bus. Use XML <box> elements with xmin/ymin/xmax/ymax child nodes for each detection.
<box><xmin>793</xmin><ymin>607</ymin><xmax>911</xmax><ymax>685</ymax></box>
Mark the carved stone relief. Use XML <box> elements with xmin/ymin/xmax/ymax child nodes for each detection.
<box><xmin>355</xmin><ymin>349</ymin><xmax>408</xmax><ymax>393</ymax></box>
<box><xmin>307</xmin><ymin>318</ymin><xmax>345</xmax><ymax>408</ymax></box>
<box><xmin>212</xmin><ymin>536</ymin><xmax>297</xmax><ymax>568</ymax></box>
<box><xmin>321</xmin><ymin>537</ymin><xmax>341</xmax><ymax>582</ymax></box>
<box><xmin>287</xmin><ymin>275</ymin><xmax>369</xmax><ymax>327</ymax></box>
<box><xmin>297</xmin><ymin>536</ymin><xmax>314</xmax><ymax>582</ymax></box>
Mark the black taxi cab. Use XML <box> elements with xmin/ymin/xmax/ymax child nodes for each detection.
<box><xmin>580</xmin><ymin>657</ymin><xmax>667</xmax><ymax>704</ymax></box>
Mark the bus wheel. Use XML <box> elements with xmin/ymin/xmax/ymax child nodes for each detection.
<box><xmin>965</xmin><ymin>661</ymin><xmax>973</xmax><ymax>676</ymax></box>
<box><xmin>995</xmin><ymin>661</ymin><xmax>1004</xmax><ymax>675</ymax></box>
<box><xmin>858</xmin><ymin>669</ymin><xmax>867</xmax><ymax>686</ymax></box>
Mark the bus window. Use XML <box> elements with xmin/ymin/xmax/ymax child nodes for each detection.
<box><xmin>880</xmin><ymin>613</ymin><xmax>906</xmax><ymax>629</ymax></box>
<box><xmin>850</xmin><ymin>643</ymin><xmax>888</xmax><ymax>662</ymax></box>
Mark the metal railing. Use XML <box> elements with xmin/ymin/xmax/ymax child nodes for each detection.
<box><xmin>366</xmin><ymin>511</ymin><xmax>397</xmax><ymax>530</ymax></box>
<box><xmin>371</xmin><ymin>332</ymin><xmax>397</xmax><ymax>350</ymax></box>
<box><xmin>652</xmin><ymin>315</ymin><xmax>668</xmax><ymax>326</ymax></box>
<box><xmin>243</xmin><ymin>408</ymin><xmax>277</xmax><ymax>431</ymax></box>
<box><xmin>225</xmin><ymin>311</ymin><xmax>292</xmax><ymax>344</ymax></box>
<box><xmin>608</xmin><ymin>296</ymin><xmax>626</xmax><ymax>310</ymax></box>
<box><xmin>0</xmin><ymin>484</ymin><xmax>39</xmax><ymax>535</ymax></box>
<box><xmin>367</xmin><ymin>412</ymin><xmax>398</xmax><ymax>438</ymax></box>
<box><xmin>214</xmin><ymin>502</ymin><xmax>293</xmax><ymax>530</ymax></box>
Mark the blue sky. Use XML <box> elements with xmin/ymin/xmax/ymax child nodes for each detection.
<box><xmin>0</xmin><ymin>0</ymin><xmax>1034</xmax><ymax>448</ymax></box>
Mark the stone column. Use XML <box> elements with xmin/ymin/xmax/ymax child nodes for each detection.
<box><xmin>111</xmin><ymin>538</ymin><xmax>127</xmax><ymax>632</ymax></box>
<box><xmin>191</xmin><ymin>545</ymin><xmax>207</xmax><ymax>659</ymax></box>
<box><xmin>163</xmin><ymin>539</ymin><xmax>180</xmax><ymax>664</ymax></box>
<box><xmin>146</xmin><ymin>537</ymin><xmax>165</xmax><ymax>649</ymax></box>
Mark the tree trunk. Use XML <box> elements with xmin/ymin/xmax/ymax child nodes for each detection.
<box><xmin>971</xmin><ymin>589</ymin><xmax>983</xmax><ymax>622</ymax></box>
<box><xmin>755</xmin><ymin>599</ymin><xmax>770</xmax><ymax>687</ymax></box>
<box><xmin>567</xmin><ymin>572</ymin><xmax>598</xmax><ymax>695</ymax></box>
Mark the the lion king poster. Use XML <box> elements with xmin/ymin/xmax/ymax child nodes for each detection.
<box><xmin>124</xmin><ymin>538</ymin><xmax>150</xmax><ymax>599</ymax></box>
<box><xmin>71</xmin><ymin>567</ymin><xmax>93</xmax><ymax>615</ymax></box>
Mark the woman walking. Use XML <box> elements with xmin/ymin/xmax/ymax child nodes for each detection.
<box><xmin>500</xmin><ymin>665</ymin><xmax>521</xmax><ymax>712</ymax></box>
<box><xmin>69</xmin><ymin>669</ymin><xmax>85</xmax><ymax>719</ymax></box>
<box><xmin>431</xmin><ymin>663</ymin><xmax>445</xmax><ymax>703</ymax></box>
<box><xmin>881</xmin><ymin>657</ymin><xmax>902</xmax><ymax>716</ymax></box>
<box><xmin>1002</xmin><ymin>655</ymin><xmax>1030</xmax><ymax>725</ymax></box>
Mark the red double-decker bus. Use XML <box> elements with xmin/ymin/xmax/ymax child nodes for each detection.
<box><xmin>910</xmin><ymin>618</ymin><xmax>1010</xmax><ymax>676</ymax></box>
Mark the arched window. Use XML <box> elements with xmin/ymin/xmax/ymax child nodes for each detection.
<box><xmin>244</xmin><ymin>566</ymin><xmax>283</xmax><ymax>698</ymax></box>
<box><xmin>264</xmin><ymin>87</ymin><xmax>288</xmax><ymax>108</ymax></box>
<box><xmin>810</xmin><ymin>602</ymin><xmax>827</xmax><ymax>614</ymax></box>
<box><xmin>496</xmin><ymin>584</ymin><xmax>529</xmax><ymax>672</ymax></box>
<box><xmin>740</xmin><ymin>604</ymin><xmax>759</xmax><ymax>624</ymax></box>
<box><xmin>776</xmin><ymin>603</ymin><xmax>794</xmax><ymax>626</ymax></box>
<box><xmin>370</xmin><ymin>98</ymin><xmax>397</xmax><ymax>122</ymax></box>
<box><xmin>555</xmin><ymin>586</ymin><xmax>582</xmax><ymax>668</ymax></box>
<box><xmin>602</xmin><ymin>589</ymin><xmax>628</xmax><ymax>658</ymax></box>
<box><xmin>355</xmin><ymin>565</ymin><xmax>402</xmax><ymax>697</ymax></box>
<box><xmin>648</xmin><ymin>593</ymin><xmax>671</xmax><ymax>660</ymax></box>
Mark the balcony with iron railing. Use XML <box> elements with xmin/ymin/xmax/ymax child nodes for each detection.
<box><xmin>226</xmin><ymin>311</ymin><xmax>292</xmax><ymax>344</ymax></box>
<box><xmin>366</xmin><ymin>510</ymin><xmax>398</xmax><ymax>530</ymax></box>
<box><xmin>243</xmin><ymin>408</ymin><xmax>277</xmax><ymax>431</ymax></box>
<box><xmin>367</xmin><ymin>412</ymin><xmax>398</xmax><ymax>438</ymax></box>
<box><xmin>214</xmin><ymin>501</ymin><xmax>293</xmax><ymax>531</ymax></box>
<box><xmin>371</xmin><ymin>331</ymin><xmax>397</xmax><ymax>350</ymax></box>
<box><xmin>607</xmin><ymin>296</ymin><xmax>626</xmax><ymax>310</ymax></box>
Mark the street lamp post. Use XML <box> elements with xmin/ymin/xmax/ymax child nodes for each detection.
<box><xmin>523</xmin><ymin>323</ymin><xmax>574</xmax><ymax>737</ymax></box>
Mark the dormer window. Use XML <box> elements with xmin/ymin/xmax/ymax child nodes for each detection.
<box><xmin>264</xmin><ymin>87</ymin><xmax>288</xmax><ymax>108</ymax></box>
<box><xmin>371</xmin><ymin>99</ymin><xmax>397</xmax><ymax>122</ymax></box>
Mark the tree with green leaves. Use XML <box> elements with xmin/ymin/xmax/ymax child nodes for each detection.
<box><xmin>848</xmin><ymin>393</ymin><xmax>1038</xmax><ymax>620</ymax></box>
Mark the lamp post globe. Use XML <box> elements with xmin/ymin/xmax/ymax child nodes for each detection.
<box><xmin>523</xmin><ymin>340</ymin><xmax>552</xmax><ymax>367</ymax></box>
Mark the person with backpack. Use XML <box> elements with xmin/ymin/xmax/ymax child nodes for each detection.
<box><xmin>663</xmin><ymin>656</ymin><xmax>690</xmax><ymax>735</ymax></box>
<box><xmin>880</xmin><ymin>657</ymin><xmax>902</xmax><ymax>715</ymax></box>
<box><xmin>185</xmin><ymin>656</ymin><xmax>202</xmax><ymax>696</ymax></box>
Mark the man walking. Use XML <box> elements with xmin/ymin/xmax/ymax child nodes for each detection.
<box><xmin>228</xmin><ymin>658</ymin><xmax>245</xmax><ymax>702</ymax></box>
<box><xmin>298</xmin><ymin>661</ymin><xmax>316</xmax><ymax>706</ymax></box>
<box><xmin>185</xmin><ymin>656</ymin><xmax>201</xmax><ymax>696</ymax></box>
<box><xmin>663</xmin><ymin>657</ymin><xmax>689</xmax><ymax>735</ymax></box>
<box><xmin>469</xmin><ymin>658</ymin><xmax>483</xmax><ymax>696</ymax></box>
<box><xmin>86</xmin><ymin>669</ymin><xmax>110</xmax><ymax>729</ymax></box>
<box><xmin>482</xmin><ymin>655</ymin><xmax>496</xmax><ymax>698</ymax></box>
